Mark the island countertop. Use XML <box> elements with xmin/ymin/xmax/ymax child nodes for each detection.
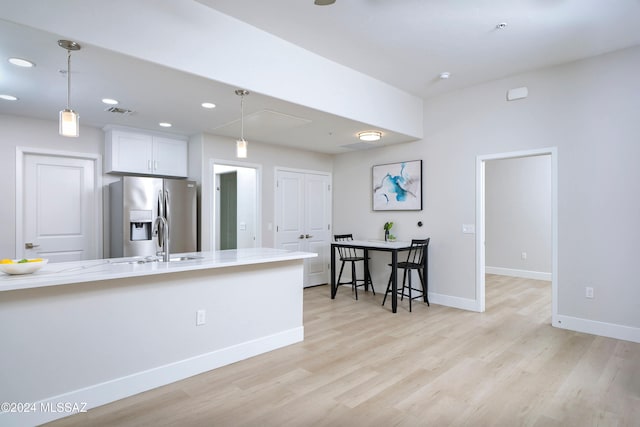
<box><xmin>0</xmin><ymin>248</ymin><xmax>317</xmax><ymax>293</ymax></box>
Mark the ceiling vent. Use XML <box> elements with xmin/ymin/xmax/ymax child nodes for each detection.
<box><xmin>105</xmin><ymin>106</ymin><xmax>134</xmax><ymax>115</ymax></box>
<box><xmin>339</xmin><ymin>142</ymin><xmax>378</xmax><ymax>151</ymax></box>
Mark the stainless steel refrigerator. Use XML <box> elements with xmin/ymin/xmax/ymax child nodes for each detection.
<box><xmin>110</xmin><ymin>176</ymin><xmax>197</xmax><ymax>258</ymax></box>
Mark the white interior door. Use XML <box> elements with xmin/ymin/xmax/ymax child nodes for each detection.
<box><xmin>304</xmin><ymin>173</ymin><xmax>331</xmax><ymax>286</ymax></box>
<box><xmin>20</xmin><ymin>152</ymin><xmax>99</xmax><ymax>262</ymax></box>
<box><xmin>276</xmin><ymin>171</ymin><xmax>305</xmax><ymax>253</ymax></box>
<box><xmin>276</xmin><ymin>169</ymin><xmax>331</xmax><ymax>287</ymax></box>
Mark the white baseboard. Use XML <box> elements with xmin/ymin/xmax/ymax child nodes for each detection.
<box><xmin>428</xmin><ymin>292</ymin><xmax>479</xmax><ymax>312</ymax></box>
<box><xmin>1</xmin><ymin>327</ymin><xmax>304</xmax><ymax>427</ymax></box>
<box><xmin>485</xmin><ymin>266</ymin><xmax>551</xmax><ymax>281</ymax></box>
<box><xmin>554</xmin><ymin>315</ymin><xmax>640</xmax><ymax>343</ymax></box>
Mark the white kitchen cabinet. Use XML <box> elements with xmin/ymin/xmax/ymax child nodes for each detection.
<box><xmin>105</xmin><ymin>129</ymin><xmax>188</xmax><ymax>177</ymax></box>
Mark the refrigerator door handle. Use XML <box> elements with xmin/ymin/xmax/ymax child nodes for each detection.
<box><xmin>165</xmin><ymin>189</ymin><xmax>170</xmax><ymax>226</ymax></box>
<box><xmin>157</xmin><ymin>190</ymin><xmax>165</xmax><ymax>248</ymax></box>
<box><xmin>158</xmin><ymin>189</ymin><xmax>165</xmax><ymax>219</ymax></box>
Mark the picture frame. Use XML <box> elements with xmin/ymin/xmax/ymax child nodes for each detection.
<box><xmin>372</xmin><ymin>160</ymin><xmax>422</xmax><ymax>211</ymax></box>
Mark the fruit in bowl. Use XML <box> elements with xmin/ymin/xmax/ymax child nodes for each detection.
<box><xmin>0</xmin><ymin>258</ymin><xmax>48</xmax><ymax>275</ymax></box>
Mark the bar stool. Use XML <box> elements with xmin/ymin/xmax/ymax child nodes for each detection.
<box><xmin>334</xmin><ymin>234</ymin><xmax>375</xmax><ymax>300</ymax></box>
<box><xmin>382</xmin><ymin>238</ymin><xmax>430</xmax><ymax>312</ymax></box>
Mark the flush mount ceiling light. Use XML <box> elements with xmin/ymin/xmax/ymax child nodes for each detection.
<box><xmin>235</xmin><ymin>89</ymin><xmax>250</xmax><ymax>158</ymax></box>
<box><xmin>439</xmin><ymin>72</ymin><xmax>451</xmax><ymax>79</ymax></box>
<box><xmin>159</xmin><ymin>122</ymin><xmax>172</xmax><ymax>128</ymax></box>
<box><xmin>0</xmin><ymin>94</ymin><xmax>19</xmax><ymax>101</ymax></box>
<box><xmin>358</xmin><ymin>131</ymin><xmax>382</xmax><ymax>142</ymax></box>
<box><xmin>101</xmin><ymin>98</ymin><xmax>119</xmax><ymax>105</ymax></box>
<box><xmin>8</xmin><ymin>57</ymin><xmax>35</xmax><ymax>68</ymax></box>
<box><xmin>201</xmin><ymin>102</ymin><xmax>216</xmax><ymax>109</ymax></box>
<box><xmin>496</xmin><ymin>22</ymin><xmax>508</xmax><ymax>30</ymax></box>
<box><xmin>314</xmin><ymin>0</ymin><xmax>336</xmax><ymax>5</ymax></box>
<box><xmin>58</xmin><ymin>40</ymin><xmax>81</xmax><ymax>137</ymax></box>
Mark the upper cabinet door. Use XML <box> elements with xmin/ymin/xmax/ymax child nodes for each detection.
<box><xmin>107</xmin><ymin>131</ymin><xmax>153</xmax><ymax>175</ymax></box>
<box><xmin>153</xmin><ymin>136</ymin><xmax>188</xmax><ymax>177</ymax></box>
<box><xmin>105</xmin><ymin>129</ymin><xmax>188</xmax><ymax>177</ymax></box>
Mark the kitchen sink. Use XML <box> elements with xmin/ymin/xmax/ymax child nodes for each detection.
<box><xmin>109</xmin><ymin>255</ymin><xmax>203</xmax><ymax>265</ymax></box>
<box><xmin>169</xmin><ymin>256</ymin><xmax>204</xmax><ymax>262</ymax></box>
<box><xmin>109</xmin><ymin>257</ymin><xmax>159</xmax><ymax>265</ymax></box>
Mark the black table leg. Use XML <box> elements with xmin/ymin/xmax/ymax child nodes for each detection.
<box><xmin>423</xmin><ymin>247</ymin><xmax>429</xmax><ymax>304</ymax></box>
<box><xmin>391</xmin><ymin>250</ymin><xmax>398</xmax><ymax>313</ymax></box>
<box><xmin>330</xmin><ymin>243</ymin><xmax>337</xmax><ymax>299</ymax></box>
<box><xmin>363</xmin><ymin>248</ymin><xmax>370</xmax><ymax>292</ymax></box>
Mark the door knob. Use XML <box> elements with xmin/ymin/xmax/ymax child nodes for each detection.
<box><xmin>25</xmin><ymin>243</ymin><xmax>40</xmax><ymax>249</ymax></box>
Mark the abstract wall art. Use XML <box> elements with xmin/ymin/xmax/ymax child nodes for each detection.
<box><xmin>372</xmin><ymin>160</ymin><xmax>422</xmax><ymax>211</ymax></box>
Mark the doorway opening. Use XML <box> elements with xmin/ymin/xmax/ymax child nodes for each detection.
<box><xmin>476</xmin><ymin>147</ymin><xmax>558</xmax><ymax>324</ymax></box>
<box><xmin>212</xmin><ymin>161</ymin><xmax>261</xmax><ymax>250</ymax></box>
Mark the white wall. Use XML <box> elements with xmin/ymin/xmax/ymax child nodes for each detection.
<box><xmin>485</xmin><ymin>156</ymin><xmax>552</xmax><ymax>279</ymax></box>
<box><xmin>0</xmin><ymin>114</ymin><xmax>114</xmax><ymax>259</ymax></box>
<box><xmin>0</xmin><ymin>115</ymin><xmax>330</xmax><ymax>260</ymax></box>
<box><xmin>333</xmin><ymin>46</ymin><xmax>640</xmax><ymax>339</ymax></box>
<box><xmin>193</xmin><ymin>133</ymin><xmax>333</xmax><ymax>251</ymax></box>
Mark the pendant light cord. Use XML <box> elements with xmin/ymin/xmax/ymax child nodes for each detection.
<box><xmin>66</xmin><ymin>49</ymin><xmax>72</xmax><ymax>110</ymax></box>
<box><xmin>240</xmin><ymin>93</ymin><xmax>245</xmax><ymax>141</ymax></box>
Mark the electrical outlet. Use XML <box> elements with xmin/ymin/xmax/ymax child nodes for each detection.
<box><xmin>521</xmin><ymin>252</ymin><xmax>527</xmax><ymax>260</ymax></box>
<box><xmin>196</xmin><ymin>309</ymin><xmax>206</xmax><ymax>326</ymax></box>
<box><xmin>585</xmin><ymin>287</ymin><xmax>594</xmax><ymax>299</ymax></box>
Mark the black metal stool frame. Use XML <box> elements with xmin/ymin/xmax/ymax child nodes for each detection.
<box><xmin>334</xmin><ymin>234</ymin><xmax>375</xmax><ymax>300</ymax></box>
<box><xmin>382</xmin><ymin>238</ymin><xmax>430</xmax><ymax>312</ymax></box>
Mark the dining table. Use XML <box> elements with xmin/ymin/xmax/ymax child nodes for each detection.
<box><xmin>330</xmin><ymin>239</ymin><xmax>428</xmax><ymax>313</ymax></box>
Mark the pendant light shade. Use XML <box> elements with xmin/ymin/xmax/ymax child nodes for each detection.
<box><xmin>58</xmin><ymin>40</ymin><xmax>81</xmax><ymax>137</ymax></box>
<box><xmin>235</xmin><ymin>89</ymin><xmax>250</xmax><ymax>158</ymax></box>
<box><xmin>59</xmin><ymin>109</ymin><xmax>79</xmax><ymax>137</ymax></box>
<box><xmin>236</xmin><ymin>138</ymin><xmax>248</xmax><ymax>158</ymax></box>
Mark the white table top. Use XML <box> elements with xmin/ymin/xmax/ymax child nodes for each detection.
<box><xmin>332</xmin><ymin>239</ymin><xmax>412</xmax><ymax>249</ymax></box>
<box><xmin>0</xmin><ymin>248</ymin><xmax>316</xmax><ymax>293</ymax></box>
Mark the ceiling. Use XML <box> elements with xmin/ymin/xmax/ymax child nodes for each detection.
<box><xmin>1</xmin><ymin>1</ymin><xmax>639</xmax><ymax>154</ymax></box>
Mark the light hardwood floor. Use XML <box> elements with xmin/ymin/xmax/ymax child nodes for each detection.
<box><xmin>46</xmin><ymin>275</ymin><xmax>640</xmax><ymax>426</ymax></box>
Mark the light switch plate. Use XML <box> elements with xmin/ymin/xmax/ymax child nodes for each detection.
<box><xmin>462</xmin><ymin>224</ymin><xmax>475</xmax><ymax>234</ymax></box>
<box><xmin>196</xmin><ymin>309</ymin><xmax>206</xmax><ymax>326</ymax></box>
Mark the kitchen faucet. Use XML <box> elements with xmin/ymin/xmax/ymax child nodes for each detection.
<box><xmin>154</xmin><ymin>215</ymin><xmax>170</xmax><ymax>262</ymax></box>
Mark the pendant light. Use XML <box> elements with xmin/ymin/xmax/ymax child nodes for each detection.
<box><xmin>58</xmin><ymin>40</ymin><xmax>81</xmax><ymax>137</ymax></box>
<box><xmin>235</xmin><ymin>89</ymin><xmax>250</xmax><ymax>158</ymax></box>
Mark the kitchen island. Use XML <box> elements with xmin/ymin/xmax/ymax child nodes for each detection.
<box><xmin>0</xmin><ymin>248</ymin><xmax>316</xmax><ymax>427</ymax></box>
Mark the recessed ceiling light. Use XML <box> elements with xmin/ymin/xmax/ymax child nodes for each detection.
<box><xmin>8</xmin><ymin>57</ymin><xmax>35</xmax><ymax>67</ymax></box>
<box><xmin>439</xmin><ymin>72</ymin><xmax>451</xmax><ymax>79</ymax></box>
<box><xmin>102</xmin><ymin>98</ymin><xmax>119</xmax><ymax>105</ymax></box>
<box><xmin>159</xmin><ymin>122</ymin><xmax>172</xmax><ymax>128</ymax></box>
<box><xmin>201</xmin><ymin>102</ymin><xmax>216</xmax><ymax>109</ymax></box>
<box><xmin>496</xmin><ymin>22</ymin><xmax>508</xmax><ymax>30</ymax></box>
<box><xmin>0</xmin><ymin>94</ymin><xmax>19</xmax><ymax>101</ymax></box>
<box><xmin>358</xmin><ymin>131</ymin><xmax>382</xmax><ymax>142</ymax></box>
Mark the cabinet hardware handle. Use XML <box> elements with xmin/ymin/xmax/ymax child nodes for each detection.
<box><xmin>25</xmin><ymin>243</ymin><xmax>40</xmax><ymax>249</ymax></box>
<box><xmin>305</xmin><ymin>234</ymin><xmax>313</xmax><ymax>239</ymax></box>
<box><xmin>299</xmin><ymin>234</ymin><xmax>305</xmax><ymax>239</ymax></box>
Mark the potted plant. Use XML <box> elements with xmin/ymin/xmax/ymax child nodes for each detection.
<box><xmin>383</xmin><ymin>221</ymin><xmax>395</xmax><ymax>241</ymax></box>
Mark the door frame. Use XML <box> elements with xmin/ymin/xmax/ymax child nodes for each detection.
<box><xmin>209</xmin><ymin>158</ymin><xmax>262</xmax><ymax>251</ymax></box>
<box><xmin>476</xmin><ymin>147</ymin><xmax>558</xmax><ymax>323</ymax></box>
<box><xmin>15</xmin><ymin>146</ymin><xmax>103</xmax><ymax>259</ymax></box>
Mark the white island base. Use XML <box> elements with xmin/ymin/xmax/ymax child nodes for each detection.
<box><xmin>0</xmin><ymin>249</ymin><xmax>314</xmax><ymax>427</ymax></box>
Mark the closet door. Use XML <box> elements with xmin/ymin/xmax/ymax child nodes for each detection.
<box><xmin>275</xmin><ymin>170</ymin><xmax>331</xmax><ymax>287</ymax></box>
